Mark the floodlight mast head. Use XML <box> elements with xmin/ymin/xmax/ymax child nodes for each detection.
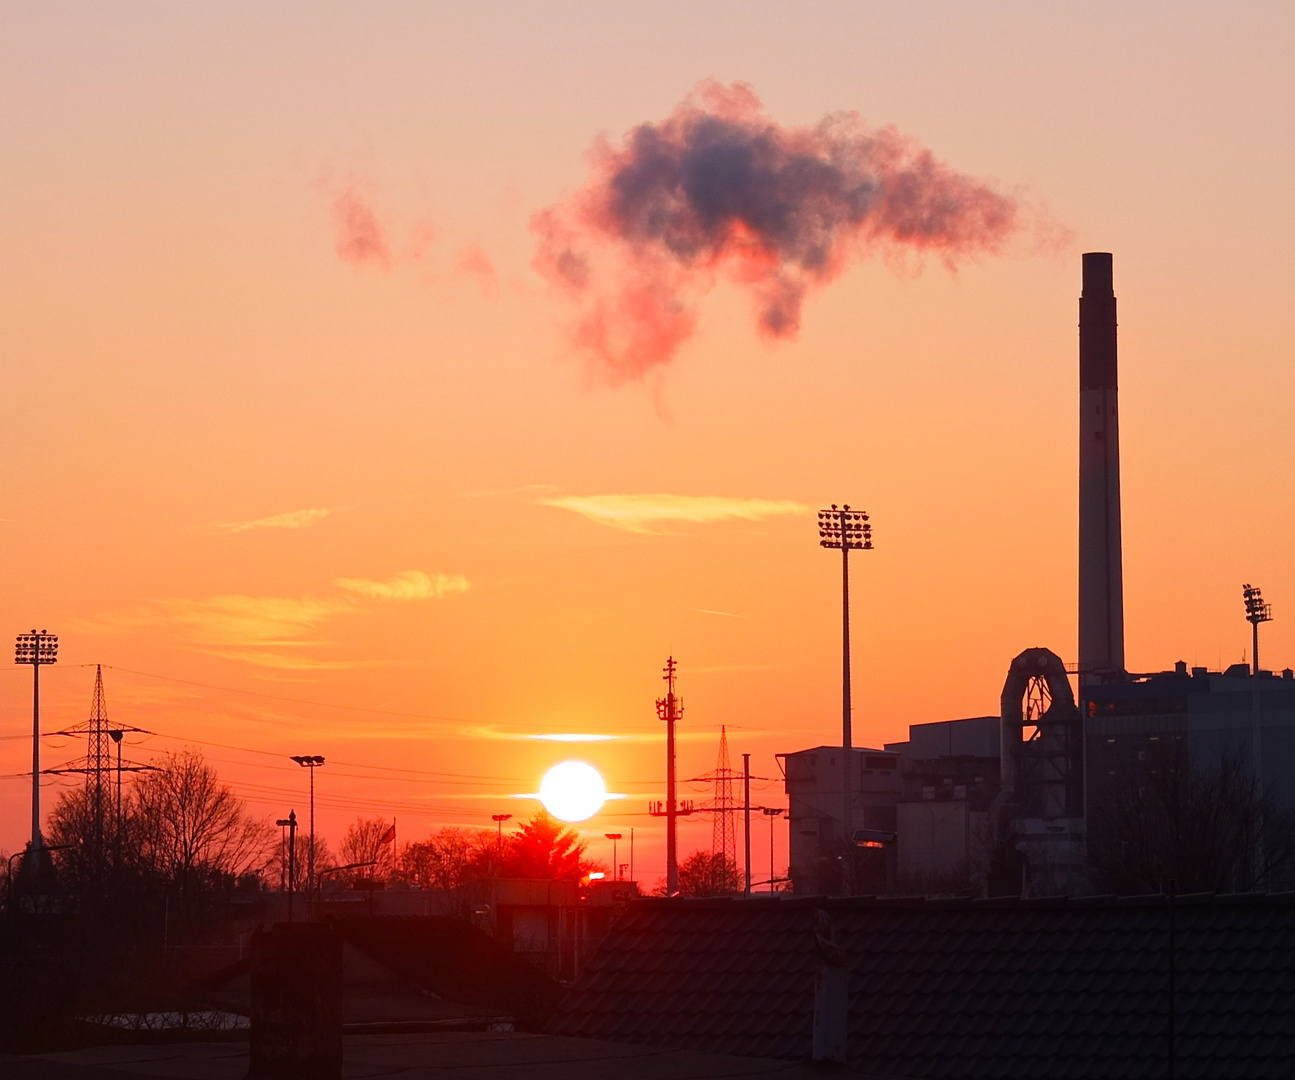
<box><xmin>1243</xmin><ymin>584</ymin><xmax>1274</xmax><ymax>676</ymax></box>
<box><xmin>817</xmin><ymin>505</ymin><xmax>873</xmax><ymax>551</ymax></box>
<box><xmin>1243</xmin><ymin>584</ymin><xmax>1273</xmax><ymax>627</ymax></box>
<box><xmin>14</xmin><ymin>630</ymin><xmax>59</xmax><ymax>665</ymax></box>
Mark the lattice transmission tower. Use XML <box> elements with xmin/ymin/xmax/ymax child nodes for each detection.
<box><xmin>48</xmin><ymin>665</ymin><xmax>150</xmax><ymax>872</ymax></box>
<box><xmin>709</xmin><ymin>726</ymin><xmax>738</xmax><ymax>872</ymax></box>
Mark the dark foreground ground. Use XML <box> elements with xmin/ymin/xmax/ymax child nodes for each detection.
<box><xmin>1</xmin><ymin>1032</ymin><xmax>888</xmax><ymax>1080</ymax></box>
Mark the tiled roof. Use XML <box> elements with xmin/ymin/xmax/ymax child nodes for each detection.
<box><xmin>549</xmin><ymin>893</ymin><xmax>1295</xmax><ymax>1078</ymax></box>
<box><xmin>333</xmin><ymin>916</ymin><xmax>562</xmax><ymax>1030</ymax></box>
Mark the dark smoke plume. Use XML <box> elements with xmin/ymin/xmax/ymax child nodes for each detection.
<box><xmin>534</xmin><ymin>81</ymin><xmax>1022</xmax><ymax>381</ymax></box>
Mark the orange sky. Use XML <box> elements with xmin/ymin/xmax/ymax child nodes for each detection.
<box><xmin>2</xmin><ymin>3</ymin><xmax>1293</xmax><ymax>883</ymax></box>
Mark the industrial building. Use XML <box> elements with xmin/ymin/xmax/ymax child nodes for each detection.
<box><xmin>783</xmin><ymin>253</ymin><xmax>1292</xmax><ymax>896</ymax></box>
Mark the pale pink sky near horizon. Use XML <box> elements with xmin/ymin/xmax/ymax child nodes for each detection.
<box><xmin>2</xmin><ymin>3</ymin><xmax>1292</xmax><ymax>881</ymax></box>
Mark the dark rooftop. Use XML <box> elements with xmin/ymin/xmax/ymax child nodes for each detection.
<box><xmin>550</xmin><ymin>892</ymin><xmax>1295</xmax><ymax>1079</ymax></box>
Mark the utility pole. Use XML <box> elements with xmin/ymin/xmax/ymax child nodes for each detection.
<box><xmin>604</xmin><ymin>834</ymin><xmax>622</xmax><ymax>879</ymax></box>
<box><xmin>291</xmin><ymin>756</ymin><xmax>325</xmax><ymax>894</ymax></box>
<box><xmin>742</xmin><ymin>753</ymin><xmax>752</xmax><ymax>897</ymax></box>
<box><xmin>14</xmin><ymin>631</ymin><xmax>58</xmax><ymax>859</ymax></box>
<box><xmin>818</xmin><ymin>507</ymin><xmax>873</xmax><ymax>844</ymax></box>
<box><xmin>629</xmin><ymin>827</ymin><xmax>634</xmax><ymax>884</ymax></box>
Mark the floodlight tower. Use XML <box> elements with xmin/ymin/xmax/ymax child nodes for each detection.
<box><xmin>1243</xmin><ymin>584</ymin><xmax>1273</xmax><ymax>676</ymax></box>
<box><xmin>290</xmin><ymin>755</ymin><xmax>325</xmax><ymax>893</ymax></box>
<box><xmin>818</xmin><ymin>506</ymin><xmax>872</xmax><ymax>839</ymax></box>
<box><xmin>15</xmin><ymin>630</ymin><xmax>58</xmax><ymax>853</ymax></box>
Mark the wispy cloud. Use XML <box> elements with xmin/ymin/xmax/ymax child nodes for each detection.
<box><xmin>455</xmin><ymin>244</ymin><xmax>498</xmax><ymax>297</ymax></box>
<box><xmin>528</xmin><ymin>733</ymin><xmax>617</xmax><ymax>742</ymax></box>
<box><xmin>461</xmin><ymin>483</ymin><xmax>561</xmax><ymax>500</ymax></box>
<box><xmin>187</xmin><ymin>648</ymin><xmax>370</xmax><ymax>672</ymax></box>
<box><xmin>332</xmin><ymin>185</ymin><xmax>392</xmax><ymax>269</ymax></box>
<box><xmin>696</xmin><ymin>609</ymin><xmax>744</xmax><ymax>618</ymax></box>
<box><xmin>536</xmin><ymin>493</ymin><xmax>808</xmax><ymax>534</ymax></box>
<box><xmin>81</xmin><ymin>568</ymin><xmax>467</xmax><ymax>670</ymax></box>
<box><xmin>160</xmin><ymin>594</ymin><xmax>347</xmax><ymax>646</ymax></box>
<box><xmin>211</xmin><ymin>507</ymin><xmax>342</xmax><ymax>534</ymax></box>
<box><xmin>335</xmin><ymin>570</ymin><xmax>469</xmax><ymax>601</ymax></box>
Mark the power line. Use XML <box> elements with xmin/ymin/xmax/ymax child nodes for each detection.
<box><xmin>99</xmin><ymin>664</ymin><xmax>532</xmax><ymax>728</ymax></box>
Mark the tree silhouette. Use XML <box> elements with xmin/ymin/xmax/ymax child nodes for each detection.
<box><xmin>676</xmin><ymin>849</ymin><xmax>740</xmax><ymax>896</ymax></box>
<box><xmin>1089</xmin><ymin>744</ymin><xmax>1295</xmax><ymax>894</ymax></box>
<box><xmin>399</xmin><ymin>827</ymin><xmax>493</xmax><ymax>890</ymax></box>
<box><xmin>131</xmin><ymin>749</ymin><xmax>272</xmax><ymax>899</ymax></box>
<box><xmin>339</xmin><ymin>816</ymin><xmax>396</xmax><ymax>880</ymax></box>
<box><xmin>42</xmin><ymin>749</ymin><xmax>272</xmax><ymax>910</ymax></box>
<box><xmin>502</xmin><ymin>810</ymin><xmax>596</xmax><ymax>880</ymax></box>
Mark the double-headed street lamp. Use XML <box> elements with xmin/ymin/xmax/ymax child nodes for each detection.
<box><xmin>275</xmin><ymin>811</ymin><xmax>298</xmax><ymax>921</ymax></box>
<box><xmin>290</xmin><ymin>756</ymin><xmax>325</xmax><ymax>894</ymax></box>
<box><xmin>818</xmin><ymin>506</ymin><xmax>872</xmax><ymax>839</ymax></box>
<box><xmin>15</xmin><ymin>631</ymin><xmax>58</xmax><ymax>853</ymax></box>
<box><xmin>762</xmin><ymin>807</ymin><xmax>785</xmax><ymax>893</ymax></box>
<box><xmin>604</xmin><ymin>833</ymin><xmax>623</xmax><ymax>880</ymax></box>
<box><xmin>491</xmin><ymin>813</ymin><xmax>512</xmax><ymax>869</ymax></box>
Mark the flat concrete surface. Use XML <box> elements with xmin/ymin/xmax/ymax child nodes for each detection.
<box><xmin>6</xmin><ymin>1032</ymin><xmax>890</xmax><ymax>1079</ymax></box>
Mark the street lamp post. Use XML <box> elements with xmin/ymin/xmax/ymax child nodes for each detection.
<box><xmin>15</xmin><ymin>631</ymin><xmax>58</xmax><ymax>856</ymax></box>
<box><xmin>275</xmin><ymin>811</ymin><xmax>297</xmax><ymax>921</ymax></box>
<box><xmin>604</xmin><ymin>833</ymin><xmax>622</xmax><ymax>879</ymax></box>
<box><xmin>818</xmin><ymin>506</ymin><xmax>872</xmax><ymax>845</ymax></box>
<box><xmin>109</xmin><ymin>729</ymin><xmax>123</xmax><ymax>868</ymax></box>
<box><xmin>762</xmin><ymin>807</ymin><xmax>785</xmax><ymax>892</ymax></box>
<box><xmin>492</xmin><ymin>813</ymin><xmax>512</xmax><ymax>871</ymax></box>
<box><xmin>742</xmin><ymin>754</ymin><xmax>752</xmax><ymax>897</ymax></box>
<box><xmin>290</xmin><ymin>756</ymin><xmax>325</xmax><ymax>895</ymax></box>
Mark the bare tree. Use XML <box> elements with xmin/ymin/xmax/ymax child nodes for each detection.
<box><xmin>132</xmin><ymin>749</ymin><xmax>272</xmax><ymax>897</ymax></box>
<box><xmin>46</xmin><ymin>788</ymin><xmax>102</xmax><ymax>891</ymax></box>
<box><xmin>398</xmin><ymin>827</ymin><xmax>493</xmax><ymax>891</ymax></box>
<box><xmin>676</xmin><ymin>849</ymin><xmax>740</xmax><ymax>896</ymax></box>
<box><xmin>336</xmin><ymin>816</ymin><xmax>397</xmax><ymax>883</ymax></box>
<box><xmin>340</xmin><ymin>817</ymin><xmax>392</xmax><ymax>866</ymax></box>
<box><xmin>277</xmin><ymin>831</ymin><xmax>334</xmax><ymax>891</ymax></box>
<box><xmin>1089</xmin><ymin>744</ymin><xmax>1295</xmax><ymax>894</ymax></box>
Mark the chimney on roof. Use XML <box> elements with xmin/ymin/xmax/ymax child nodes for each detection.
<box><xmin>1078</xmin><ymin>252</ymin><xmax>1125</xmax><ymax>685</ymax></box>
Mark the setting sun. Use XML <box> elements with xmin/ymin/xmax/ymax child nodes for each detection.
<box><xmin>539</xmin><ymin>761</ymin><xmax>607</xmax><ymax>822</ymax></box>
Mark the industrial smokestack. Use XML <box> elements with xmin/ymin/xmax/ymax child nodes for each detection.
<box><xmin>1078</xmin><ymin>252</ymin><xmax>1125</xmax><ymax>683</ymax></box>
